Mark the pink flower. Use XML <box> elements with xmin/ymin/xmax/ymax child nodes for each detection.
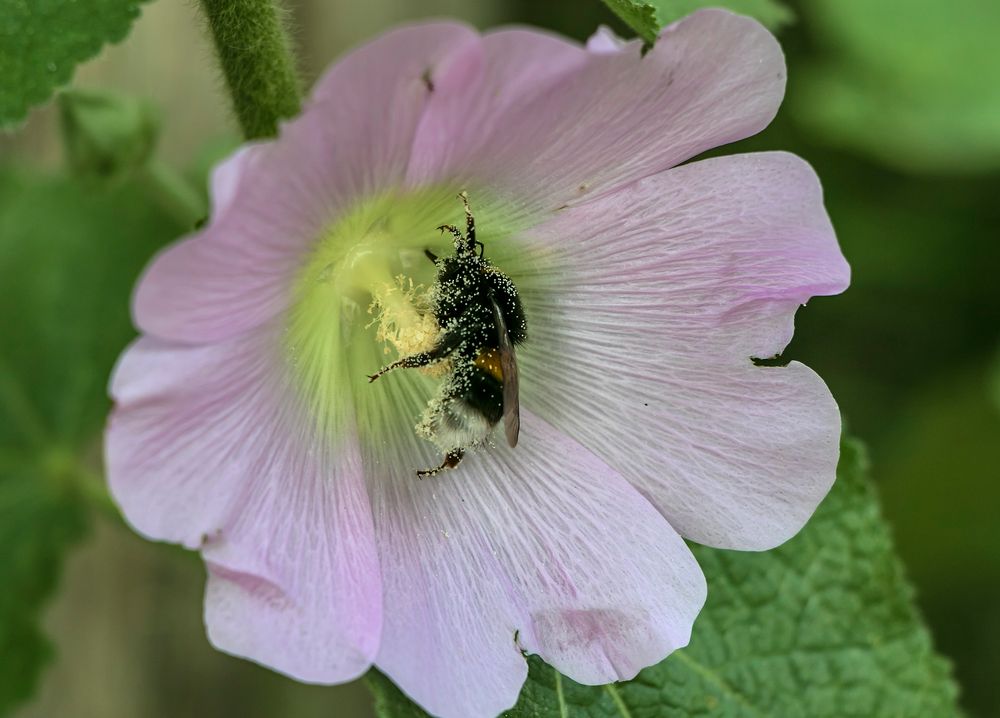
<box><xmin>105</xmin><ymin>10</ymin><xmax>849</xmax><ymax>718</ymax></box>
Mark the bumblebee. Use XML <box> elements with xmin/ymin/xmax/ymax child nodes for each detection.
<box><xmin>368</xmin><ymin>192</ymin><xmax>526</xmax><ymax>476</ymax></box>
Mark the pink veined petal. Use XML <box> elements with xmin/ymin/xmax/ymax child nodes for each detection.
<box><xmin>515</xmin><ymin>152</ymin><xmax>850</xmax><ymax>551</ymax></box>
<box><xmin>363</xmin><ymin>388</ymin><xmax>704</xmax><ymax>718</ymax></box>
<box><xmin>405</xmin><ymin>27</ymin><xmax>587</xmax><ymax>204</ymax></box>
<box><xmin>408</xmin><ymin>9</ymin><xmax>785</xmax><ymax>215</ymax></box>
<box><xmin>105</xmin><ymin>331</ymin><xmax>381</xmax><ymax>682</ymax></box>
<box><xmin>307</xmin><ymin>20</ymin><xmax>481</xmax><ymax>202</ymax></box>
<box><xmin>134</xmin><ymin>22</ymin><xmax>480</xmax><ymax>345</ymax></box>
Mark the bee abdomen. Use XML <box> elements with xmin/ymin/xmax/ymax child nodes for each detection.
<box><xmin>473</xmin><ymin>348</ymin><xmax>504</xmax><ymax>382</ymax></box>
<box><xmin>461</xmin><ymin>365</ymin><xmax>504</xmax><ymax>426</ymax></box>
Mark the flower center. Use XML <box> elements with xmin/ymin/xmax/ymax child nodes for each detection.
<box><xmin>284</xmin><ymin>189</ymin><xmax>524</xmax><ymax>439</ymax></box>
<box><xmin>367</xmin><ymin>274</ymin><xmax>449</xmax><ymax>378</ymax></box>
<box><xmin>287</xmin><ymin>224</ymin><xmax>413</xmax><ymax>423</ymax></box>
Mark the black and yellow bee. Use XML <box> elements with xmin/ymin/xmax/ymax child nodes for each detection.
<box><xmin>368</xmin><ymin>192</ymin><xmax>526</xmax><ymax>476</ymax></box>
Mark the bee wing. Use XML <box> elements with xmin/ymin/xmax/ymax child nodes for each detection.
<box><xmin>489</xmin><ymin>294</ymin><xmax>520</xmax><ymax>448</ymax></box>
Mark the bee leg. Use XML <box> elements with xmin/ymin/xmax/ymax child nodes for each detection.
<box><xmin>424</xmin><ymin>248</ymin><xmax>438</xmax><ymax>263</ymax></box>
<box><xmin>367</xmin><ymin>351</ymin><xmax>437</xmax><ymax>382</ymax></box>
<box><xmin>416</xmin><ymin>449</ymin><xmax>464</xmax><ymax>478</ymax></box>
<box><xmin>457</xmin><ymin>191</ymin><xmax>485</xmax><ymax>257</ymax></box>
<box><xmin>437</xmin><ymin>223</ymin><xmax>464</xmax><ymax>244</ymax></box>
<box><xmin>458</xmin><ymin>191</ymin><xmax>475</xmax><ymax>243</ymax></box>
<box><xmin>367</xmin><ymin>330</ymin><xmax>461</xmax><ymax>382</ymax></box>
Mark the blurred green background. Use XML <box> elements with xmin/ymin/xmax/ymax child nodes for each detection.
<box><xmin>1</xmin><ymin>0</ymin><xmax>998</xmax><ymax>716</ymax></box>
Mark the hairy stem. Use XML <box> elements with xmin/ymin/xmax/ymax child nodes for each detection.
<box><xmin>199</xmin><ymin>0</ymin><xmax>302</xmax><ymax>139</ymax></box>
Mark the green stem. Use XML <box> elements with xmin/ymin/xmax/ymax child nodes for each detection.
<box><xmin>143</xmin><ymin>159</ymin><xmax>208</xmax><ymax>228</ymax></box>
<box><xmin>74</xmin><ymin>466</ymin><xmax>125</xmax><ymax>524</ymax></box>
<box><xmin>199</xmin><ymin>0</ymin><xmax>303</xmax><ymax>140</ymax></box>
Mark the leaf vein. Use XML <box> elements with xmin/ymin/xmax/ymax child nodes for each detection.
<box><xmin>553</xmin><ymin>667</ymin><xmax>568</xmax><ymax>718</ymax></box>
<box><xmin>672</xmin><ymin>651</ymin><xmax>766</xmax><ymax>718</ymax></box>
<box><xmin>604</xmin><ymin>684</ymin><xmax>634</xmax><ymax>718</ymax></box>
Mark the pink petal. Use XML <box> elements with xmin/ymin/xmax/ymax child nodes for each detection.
<box><xmin>516</xmin><ymin>152</ymin><xmax>849</xmax><ymax>550</ymax></box>
<box><xmin>308</xmin><ymin>21</ymin><xmax>480</xmax><ymax>201</ymax></box>
<box><xmin>408</xmin><ymin>10</ymin><xmax>784</xmax><ymax>214</ymax></box>
<box><xmin>135</xmin><ymin>22</ymin><xmax>480</xmax><ymax>344</ymax></box>
<box><xmin>105</xmin><ymin>330</ymin><xmax>381</xmax><ymax>682</ymax></box>
<box><xmin>405</xmin><ymin>27</ymin><xmax>586</xmax><ymax>197</ymax></box>
<box><xmin>364</xmin><ymin>397</ymin><xmax>704</xmax><ymax>718</ymax></box>
<box><xmin>586</xmin><ymin>26</ymin><xmax>629</xmax><ymax>54</ymax></box>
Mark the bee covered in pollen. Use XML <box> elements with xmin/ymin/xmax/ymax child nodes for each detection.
<box><xmin>368</xmin><ymin>192</ymin><xmax>527</xmax><ymax>476</ymax></box>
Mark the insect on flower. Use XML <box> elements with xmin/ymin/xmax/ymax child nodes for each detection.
<box><xmin>367</xmin><ymin>192</ymin><xmax>526</xmax><ymax>476</ymax></box>
<box><xmin>105</xmin><ymin>12</ymin><xmax>852</xmax><ymax>718</ymax></box>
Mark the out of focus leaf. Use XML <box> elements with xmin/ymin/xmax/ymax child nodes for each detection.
<box><xmin>600</xmin><ymin>0</ymin><xmax>792</xmax><ymax>43</ymax></box>
<box><xmin>878</xmin><ymin>367</ymin><xmax>1000</xmax><ymax>715</ymax></box>
<box><xmin>58</xmin><ymin>89</ymin><xmax>159</xmax><ymax>180</ymax></box>
<box><xmin>0</xmin><ymin>0</ymin><xmax>152</xmax><ymax>128</ymax></box>
<box><xmin>0</xmin><ymin>455</ymin><xmax>88</xmax><ymax>715</ymax></box>
<box><xmin>369</xmin><ymin>438</ymin><xmax>960</xmax><ymax>717</ymax></box>
<box><xmin>0</xmin><ymin>169</ymin><xmax>184</xmax><ymax>447</ymax></box>
<box><xmin>795</xmin><ymin>0</ymin><xmax>1000</xmax><ymax>173</ymax></box>
<box><xmin>0</xmin><ymin>167</ymin><xmax>183</xmax><ymax>713</ymax></box>
<box><xmin>992</xmin><ymin>350</ymin><xmax>1000</xmax><ymax>412</ymax></box>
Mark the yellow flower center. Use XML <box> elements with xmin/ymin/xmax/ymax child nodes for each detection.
<box><xmin>283</xmin><ymin>187</ymin><xmax>530</xmax><ymax>442</ymax></box>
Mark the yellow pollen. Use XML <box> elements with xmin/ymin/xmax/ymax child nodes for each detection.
<box><xmin>368</xmin><ymin>275</ymin><xmax>449</xmax><ymax>378</ymax></box>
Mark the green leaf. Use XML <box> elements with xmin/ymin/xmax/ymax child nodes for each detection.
<box><xmin>794</xmin><ymin>0</ymin><xmax>1000</xmax><ymax>173</ymax></box>
<box><xmin>0</xmin><ymin>169</ymin><xmax>185</xmax><ymax>448</ymax></box>
<box><xmin>58</xmin><ymin>89</ymin><xmax>160</xmax><ymax>180</ymax></box>
<box><xmin>368</xmin><ymin>438</ymin><xmax>960</xmax><ymax>717</ymax></box>
<box><xmin>0</xmin><ymin>0</ymin><xmax>152</xmax><ymax>128</ymax></box>
<box><xmin>0</xmin><ymin>167</ymin><xmax>185</xmax><ymax>713</ymax></box>
<box><xmin>992</xmin><ymin>350</ymin><xmax>1000</xmax><ymax>414</ymax></box>
<box><xmin>875</xmin><ymin>367</ymin><xmax>1000</xmax><ymax>714</ymax></box>
<box><xmin>0</xmin><ymin>454</ymin><xmax>88</xmax><ymax>715</ymax></box>
<box><xmin>600</xmin><ymin>0</ymin><xmax>793</xmax><ymax>44</ymax></box>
